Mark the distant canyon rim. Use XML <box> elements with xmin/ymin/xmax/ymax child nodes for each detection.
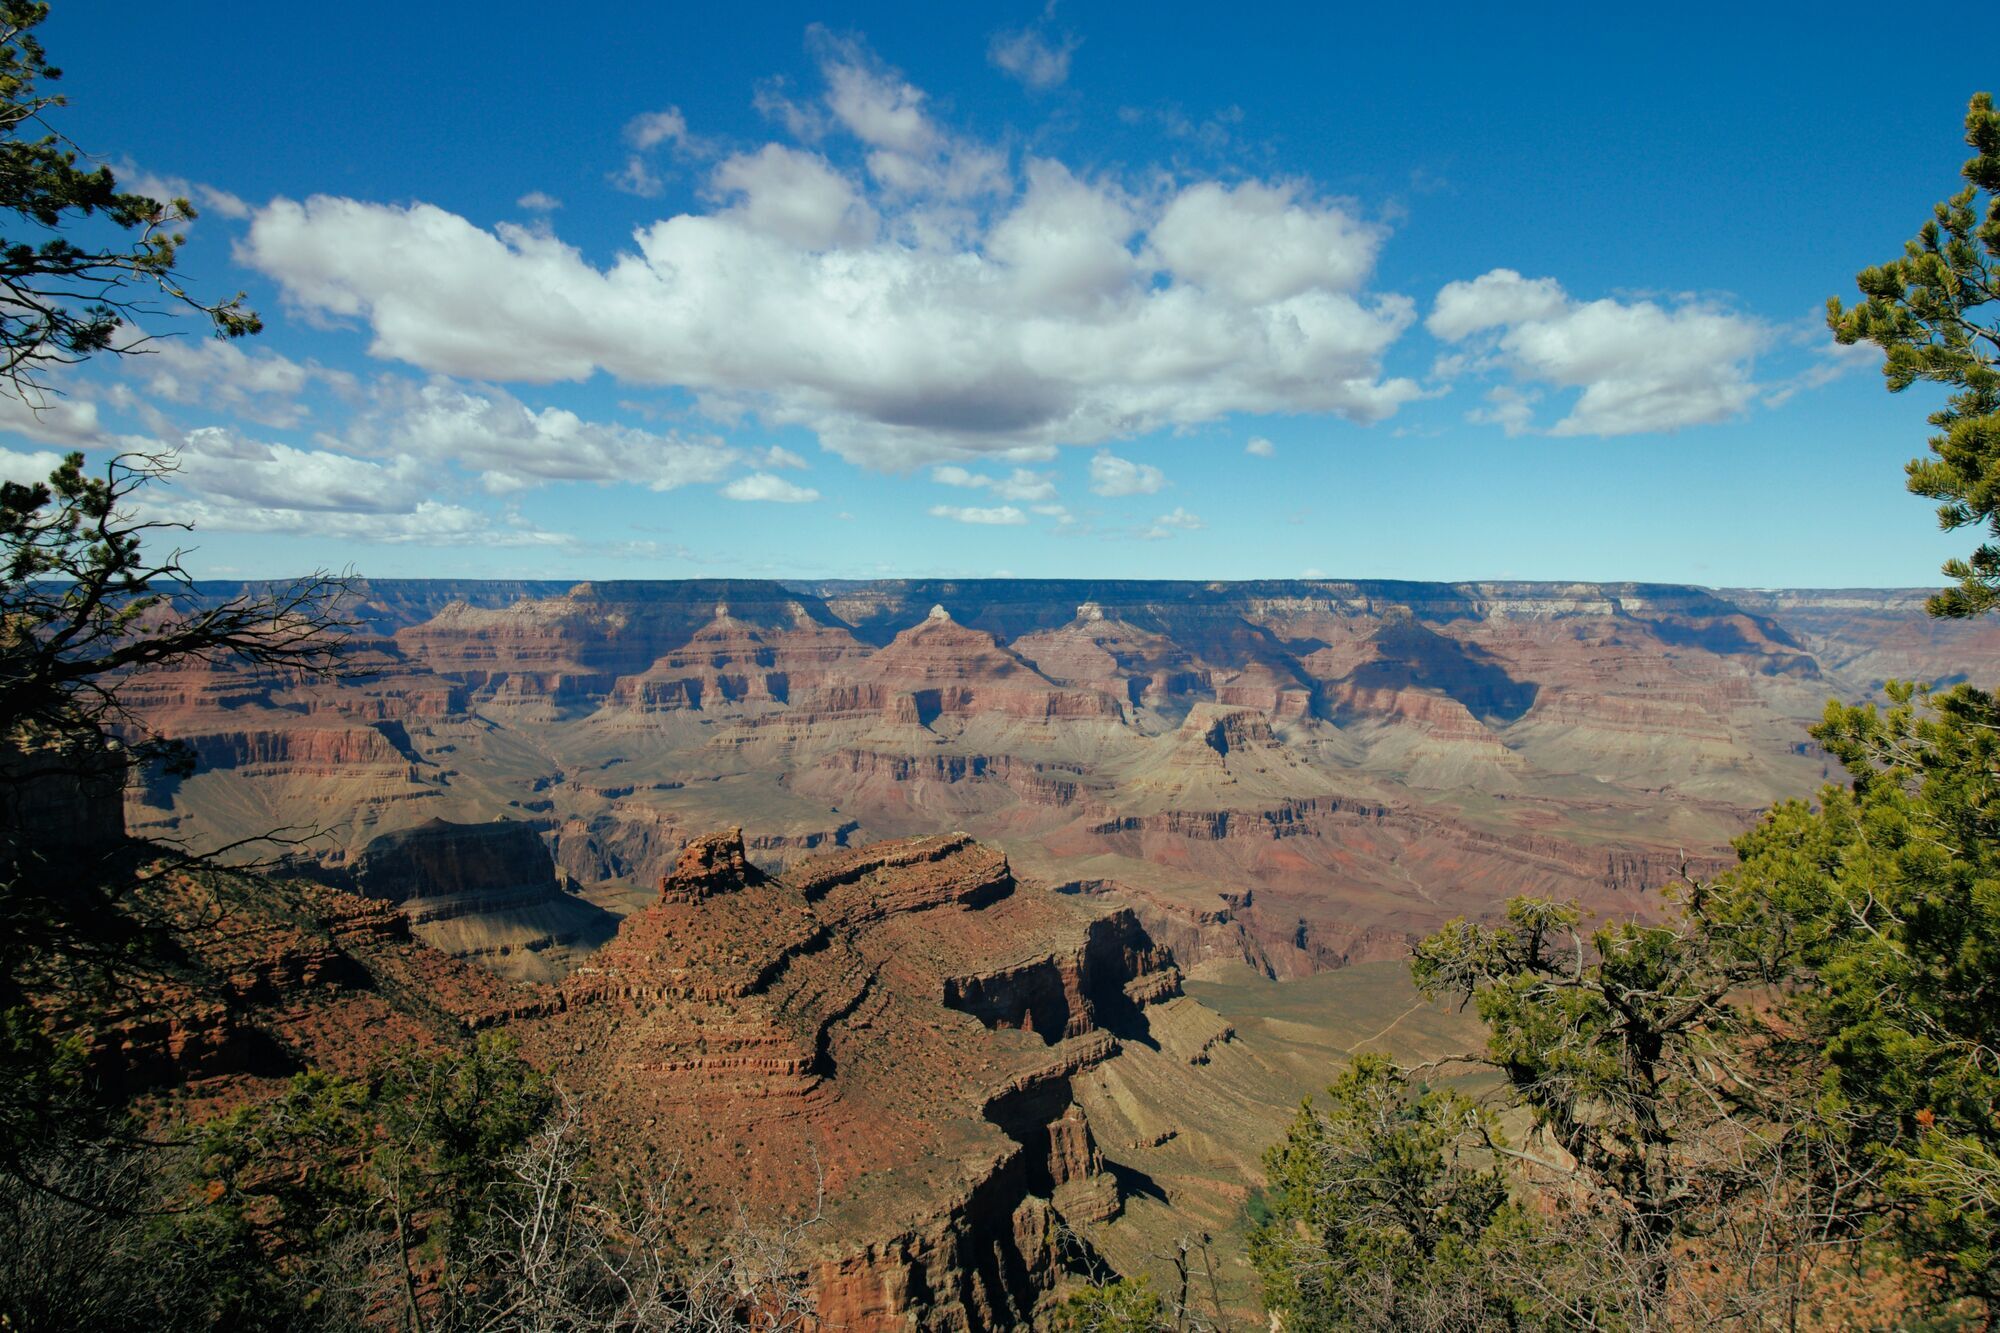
<box><xmin>125</xmin><ymin>576</ymin><xmax>1997</xmax><ymax>983</ymax></box>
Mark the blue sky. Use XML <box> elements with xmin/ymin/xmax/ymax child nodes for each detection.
<box><xmin>2</xmin><ymin>2</ymin><xmax>1990</xmax><ymax>586</ymax></box>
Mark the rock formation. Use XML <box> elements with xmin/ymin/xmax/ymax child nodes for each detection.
<box><xmin>659</xmin><ymin>825</ymin><xmax>766</xmax><ymax>901</ymax></box>
<box><xmin>123</xmin><ymin>579</ymin><xmax>1995</xmax><ymax>983</ymax></box>
<box><xmin>75</xmin><ymin>576</ymin><xmax>2000</xmax><ymax>1328</ymax></box>
<box><xmin>504</xmin><ymin>829</ymin><xmax>1185</xmax><ymax>1328</ymax></box>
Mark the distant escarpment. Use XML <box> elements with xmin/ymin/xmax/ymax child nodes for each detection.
<box><xmin>126</xmin><ymin>579</ymin><xmax>1993</xmax><ymax>990</ymax></box>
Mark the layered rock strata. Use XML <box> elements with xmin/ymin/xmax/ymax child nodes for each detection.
<box><xmin>511</xmin><ymin>830</ymin><xmax>1179</xmax><ymax>1329</ymax></box>
<box><xmin>348</xmin><ymin>817</ymin><xmax>616</xmax><ymax>981</ymax></box>
<box><xmin>123</xmin><ymin>580</ymin><xmax>1998</xmax><ymax>985</ymax></box>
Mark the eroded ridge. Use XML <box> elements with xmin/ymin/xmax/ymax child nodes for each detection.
<box><xmin>501</xmin><ymin>828</ymin><xmax>1183</xmax><ymax>1330</ymax></box>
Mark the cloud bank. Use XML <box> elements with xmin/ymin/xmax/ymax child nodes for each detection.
<box><xmin>240</xmin><ymin>37</ymin><xmax>1421</xmax><ymax>471</ymax></box>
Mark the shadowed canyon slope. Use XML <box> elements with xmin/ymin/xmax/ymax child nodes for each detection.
<box><xmin>126</xmin><ymin>578</ymin><xmax>1999</xmax><ymax>980</ymax></box>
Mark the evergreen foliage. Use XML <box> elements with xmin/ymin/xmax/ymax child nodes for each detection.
<box><xmin>1</xmin><ymin>450</ymin><xmax>352</xmax><ymax>816</ymax></box>
<box><xmin>1050</xmin><ymin>1276</ymin><xmax>1173</xmax><ymax>1333</ymax></box>
<box><xmin>1829</xmin><ymin>93</ymin><xmax>2000</xmax><ymax>617</ymax></box>
<box><xmin>1247</xmin><ymin>1055</ymin><xmax>1524</xmax><ymax>1330</ymax></box>
<box><xmin>189</xmin><ymin>1036</ymin><xmax>557</xmax><ymax>1330</ymax></box>
<box><xmin>0</xmin><ymin>0</ymin><xmax>257</xmax><ymax>398</ymax></box>
<box><xmin>1729</xmin><ymin>684</ymin><xmax>2000</xmax><ymax>1306</ymax></box>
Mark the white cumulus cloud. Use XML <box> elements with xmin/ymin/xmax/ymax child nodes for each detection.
<box><xmin>1244</xmin><ymin>436</ymin><xmax>1275</xmax><ymax>457</ymax></box>
<box><xmin>625</xmin><ymin>108</ymin><xmax>690</xmax><ymax>151</ymax></box>
<box><xmin>1089</xmin><ymin>451</ymin><xmax>1165</xmax><ymax>496</ymax></box>
<box><xmin>1427</xmin><ymin>269</ymin><xmax>1569</xmax><ymax>341</ymax></box>
<box><xmin>0</xmin><ymin>447</ymin><xmax>66</xmax><ymax>485</ymax></box>
<box><xmin>756</xmin><ymin>444</ymin><xmax>811</xmax><ymax>469</ymax></box>
<box><xmin>239</xmin><ymin>35</ymin><xmax>1421</xmax><ymax>471</ymax></box>
<box><xmin>352</xmin><ymin>380</ymin><xmax>740</xmax><ymax>494</ymax></box>
<box><xmin>126</xmin><ymin>336</ymin><xmax>349</xmax><ymax>428</ymax></box>
<box><xmin>989</xmin><ymin>27</ymin><xmax>1079</xmax><ymax>91</ymax></box>
<box><xmin>0</xmin><ymin>392</ymin><xmax>103</xmax><ymax>447</ymax></box>
<box><xmin>123</xmin><ymin>427</ymin><xmax>575</xmax><ymax>548</ymax></box>
<box><xmin>1142</xmin><ymin>506</ymin><xmax>1204</xmax><ymax>539</ymax></box>
<box><xmin>158</xmin><ymin>496</ymin><xmax>572</xmax><ymax>547</ymax></box>
<box><xmin>1150</xmin><ymin>180</ymin><xmax>1383</xmax><ymax>304</ymax></box>
<box><xmin>931</xmin><ymin>464</ymin><xmax>1057</xmax><ymax>502</ymax></box>
<box><xmin>172</xmin><ymin>426</ymin><xmax>427</xmax><ymax>513</ymax></box>
<box><xmin>929</xmin><ymin>503</ymin><xmax>1027</xmax><ymax>525</ymax></box>
<box><xmin>722</xmin><ymin>473</ymin><xmax>820</xmax><ymax>502</ymax></box>
<box><xmin>709</xmin><ymin>144</ymin><xmax>877</xmax><ymax>249</ymax></box>
<box><xmin>113</xmin><ymin>159</ymin><xmax>249</xmax><ymax>222</ymax></box>
<box><xmin>1428</xmin><ymin>269</ymin><xmax>1769</xmax><ymax>437</ymax></box>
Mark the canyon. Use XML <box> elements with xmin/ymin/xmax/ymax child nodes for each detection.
<box><xmin>125</xmin><ymin>578</ymin><xmax>1999</xmax><ymax>978</ymax></box>
<box><xmin>103</xmin><ymin>577</ymin><xmax>1998</xmax><ymax>1325</ymax></box>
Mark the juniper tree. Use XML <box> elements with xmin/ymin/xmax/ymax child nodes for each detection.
<box><xmin>0</xmin><ymin>0</ymin><xmax>350</xmax><ymax>1217</ymax></box>
<box><xmin>1828</xmin><ymin>92</ymin><xmax>2000</xmax><ymax>618</ymax></box>
<box><xmin>0</xmin><ymin>0</ymin><xmax>257</xmax><ymax>398</ymax></box>
<box><xmin>0</xmin><ymin>0</ymin><xmax>351</xmax><ymax>868</ymax></box>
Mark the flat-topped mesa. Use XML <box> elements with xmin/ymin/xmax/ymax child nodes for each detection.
<box><xmin>660</xmin><ymin>827</ymin><xmax>765</xmax><ymax>903</ymax></box>
<box><xmin>1187</xmin><ymin>706</ymin><xmax>1280</xmax><ymax>757</ymax></box>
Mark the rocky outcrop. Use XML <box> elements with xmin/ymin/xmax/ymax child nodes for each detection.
<box><xmin>177</xmin><ymin>724</ymin><xmax>417</xmax><ymax>773</ymax></box>
<box><xmin>41</xmin><ymin>868</ymin><xmax>528</xmax><ymax>1101</ymax></box>
<box><xmin>123</xmin><ymin>578</ymin><xmax>1989</xmax><ymax>1003</ymax></box>
<box><xmin>943</xmin><ymin>908</ymin><xmax>1178</xmax><ymax>1043</ymax></box>
<box><xmin>504</xmin><ymin>831</ymin><xmax>1175</xmax><ymax>1330</ymax></box>
<box><xmin>660</xmin><ymin>827</ymin><xmax>765</xmax><ymax>901</ymax></box>
<box><xmin>857</xmin><ymin>607</ymin><xmax>1126</xmax><ymax>724</ymax></box>
<box><xmin>86</xmin><ymin>577</ymin><xmax>2000</xmax><ymax>1331</ymax></box>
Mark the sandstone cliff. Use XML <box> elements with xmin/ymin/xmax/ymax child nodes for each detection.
<box><xmin>506</xmin><ymin>829</ymin><xmax>1184</xmax><ymax>1329</ymax></box>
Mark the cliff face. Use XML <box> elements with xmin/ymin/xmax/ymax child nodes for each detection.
<box><xmin>44</xmin><ymin>819</ymin><xmax>1543</xmax><ymax>1333</ymax></box>
<box><xmin>1721</xmin><ymin>588</ymin><xmax>2000</xmax><ymax>685</ymax></box>
<box><xmin>509</xmin><ymin>829</ymin><xmax>1181</xmax><ymax>1330</ymax></box>
<box><xmin>56</xmin><ymin>828</ymin><xmax>1194</xmax><ymax>1331</ymax></box>
<box><xmin>347</xmin><ymin>818</ymin><xmax>617</xmax><ymax>982</ymax></box>
<box><xmin>76</xmin><ymin>579</ymin><xmax>1989</xmax><ymax>1328</ymax></box>
<box><xmin>123</xmin><ymin>579</ymin><xmax>1996</xmax><ymax>989</ymax></box>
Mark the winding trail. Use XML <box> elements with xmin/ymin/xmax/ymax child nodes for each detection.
<box><xmin>1345</xmin><ymin>1000</ymin><xmax>1427</xmax><ymax>1055</ymax></box>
